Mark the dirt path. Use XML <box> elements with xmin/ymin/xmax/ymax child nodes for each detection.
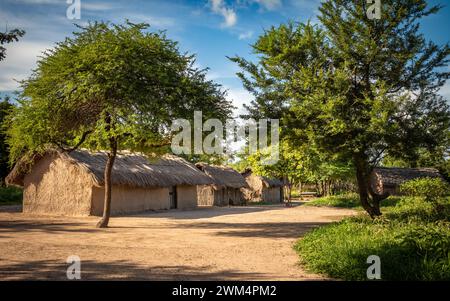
<box><xmin>0</xmin><ymin>203</ymin><xmax>355</xmax><ymax>280</ymax></box>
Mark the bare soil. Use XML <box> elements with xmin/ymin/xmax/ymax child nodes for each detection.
<box><xmin>0</xmin><ymin>202</ymin><xmax>355</xmax><ymax>280</ymax></box>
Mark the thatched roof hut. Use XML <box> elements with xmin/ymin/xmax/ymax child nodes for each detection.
<box><xmin>241</xmin><ymin>169</ymin><xmax>284</xmax><ymax>203</ymax></box>
<box><xmin>7</xmin><ymin>149</ymin><xmax>213</xmax><ymax>188</ymax></box>
<box><xmin>195</xmin><ymin>163</ymin><xmax>247</xmax><ymax>189</ymax></box>
<box><xmin>7</xmin><ymin>149</ymin><xmax>213</xmax><ymax>216</ymax></box>
<box><xmin>370</xmin><ymin>167</ymin><xmax>443</xmax><ymax>195</ymax></box>
<box><xmin>195</xmin><ymin>163</ymin><xmax>247</xmax><ymax>206</ymax></box>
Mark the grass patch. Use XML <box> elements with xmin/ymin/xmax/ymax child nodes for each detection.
<box><xmin>295</xmin><ymin>196</ymin><xmax>450</xmax><ymax>280</ymax></box>
<box><xmin>304</xmin><ymin>193</ymin><xmax>360</xmax><ymax>208</ymax></box>
<box><xmin>0</xmin><ymin>186</ymin><xmax>23</xmax><ymax>205</ymax></box>
<box><xmin>305</xmin><ymin>193</ymin><xmax>401</xmax><ymax>209</ymax></box>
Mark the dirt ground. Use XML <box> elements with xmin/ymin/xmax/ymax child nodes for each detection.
<box><xmin>0</xmin><ymin>202</ymin><xmax>355</xmax><ymax>280</ymax></box>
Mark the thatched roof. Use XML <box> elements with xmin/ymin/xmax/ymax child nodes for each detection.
<box><xmin>372</xmin><ymin>167</ymin><xmax>443</xmax><ymax>186</ymax></box>
<box><xmin>241</xmin><ymin>169</ymin><xmax>284</xmax><ymax>188</ymax></box>
<box><xmin>6</xmin><ymin>149</ymin><xmax>214</xmax><ymax>188</ymax></box>
<box><xmin>259</xmin><ymin>176</ymin><xmax>284</xmax><ymax>187</ymax></box>
<box><xmin>195</xmin><ymin>163</ymin><xmax>248</xmax><ymax>189</ymax></box>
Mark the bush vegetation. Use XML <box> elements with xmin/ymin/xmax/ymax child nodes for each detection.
<box><xmin>400</xmin><ymin>177</ymin><xmax>450</xmax><ymax>203</ymax></box>
<box><xmin>0</xmin><ymin>186</ymin><xmax>23</xmax><ymax>205</ymax></box>
<box><xmin>295</xmin><ymin>196</ymin><xmax>450</xmax><ymax>280</ymax></box>
<box><xmin>304</xmin><ymin>193</ymin><xmax>400</xmax><ymax>209</ymax></box>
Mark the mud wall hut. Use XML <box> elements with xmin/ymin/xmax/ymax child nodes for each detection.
<box><xmin>370</xmin><ymin>167</ymin><xmax>443</xmax><ymax>195</ymax></box>
<box><xmin>241</xmin><ymin>169</ymin><xmax>284</xmax><ymax>203</ymax></box>
<box><xmin>196</xmin><ymin>163</ymin><xmax>247</xmax><ymax>206</ymax></box>
<box><xmin>6</xmin><ymin>150</ymin><xmax>213</xmax><ymax>216</ymax></box>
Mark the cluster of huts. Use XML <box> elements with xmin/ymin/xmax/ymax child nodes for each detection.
<box><xmin>6</xmin><ymin>150</ymin><xmax>444</xmax><ymax>217</ymax></box>
<box><xmin>6</xmin><ymin>150</ymin><xmax>285</xmax><ymax>216</ymax></box>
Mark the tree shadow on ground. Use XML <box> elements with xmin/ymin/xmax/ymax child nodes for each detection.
<box><xmin>168</xmin><ymin>221</ymin><xmax>330</xmax><ymax>238</ymax></box>
<box><xmin>128</xmin><ymin>204</ymin><xmax>297</xmax><ymax>220</ymax></box>
<box><xmin>0</xmin><ymin>259</ymin><xmax>268</xmax><ymax>280</ymax></box>
<box><xmin>112</xmin><ymin>221</ymin><xmax>331</xmax><ymax>239</ymax></box>
<box><xmin>0</xmin><ymin>220</ymin><xmax>99</xmax><ymax>235</ymax></box>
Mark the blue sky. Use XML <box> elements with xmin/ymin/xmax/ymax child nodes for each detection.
<box><xmin>1</xmin><ymin>0</ymin><xmax>449</xmax><ymax>116</ymax></box>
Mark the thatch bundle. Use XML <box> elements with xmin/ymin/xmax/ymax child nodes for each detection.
<box><xmin>195</xmin><ymin>162</ymin><xmax>248</xmax><ymax>189</ymax></box>
<box><xmin>372</xmin><ymin>167</ymin><xmax>443</xmax><ymax>187</ymax></box>
<box><xmin>241</xmin><ymin>169</ymin><xmax>284</xmax><ymax>188</ymax></box>
<box><xmin>7</xmin><ymin>149</ymin><xmax>214</xmax><ymax>188</ymax></box>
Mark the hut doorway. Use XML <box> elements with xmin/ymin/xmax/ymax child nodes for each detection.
<box><xmin>169</xmin><ymin>186</ymin><xmax>177</xmax><ymax>209</ymax></box>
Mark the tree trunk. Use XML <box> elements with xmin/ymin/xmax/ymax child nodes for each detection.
<box><xmin>354</xmin><ymin>154</ymin><xmax>383</xmax><ymax>218</ymax></box>
<box><xmin>96</xmin><ymin>112</ymin><xmax>118</xmax><ymax>228</ymax></box>
<box><xmin>298</xmin><ymin>182</ymin><xmax>303</xmax><ymax>200</ymax></box>
<box><xmin>288</xmin><ymin>183</ymin><xmax>292</xmax><ymax>202</ymax></box>
<box><xmin>96</xmin><ymin>139</ymin><xmax>117</xmax><ymax>228</ymax></box>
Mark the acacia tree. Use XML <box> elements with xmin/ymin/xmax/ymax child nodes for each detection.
<box><xmin>231</xmin><ymin>0</ymin><xmax>450</xmax><ymax>217</ymax></box>
<box><xmin>0</xmin><ymin>27</ymin><xmax>24</xmax><ymax>183</ymax></box>
<box><xmin>6</xmin><ymin>22</ymin><xmax>233</xmax><ymax>227</ymax></box>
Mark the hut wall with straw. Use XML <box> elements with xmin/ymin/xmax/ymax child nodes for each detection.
<box><xmin>22</xmin><ymin>152</ymin><xmax>93</xmax><ymax>215</ymax></box>
<box><xmin>195</xmin><ymin>163</ymin><xmax>247</xmax><ymax>206</ymax></box>
<box><xmin>6</xmin><ymin>150</ymin><xmax>214</xmax><ymax>216</ymax></box>
<box><xmin>242</xmin><ymin>171</ymin><xmax>284</xmax><ymax>203</ymax></box>
<box><xmin>175</xmin><ymin>185</ymin><xmax>199</xmax><ymax>209</ymax></box>
<box><xmin>91</xmin><ymin>186</ymin><xmax>170</xmax><ymax>216</ymax></box>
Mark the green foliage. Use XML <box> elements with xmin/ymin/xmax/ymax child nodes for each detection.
<box><xmin>306</xmin><ymin>193</ymin><xmax>401</xmax><ymax>208</ymax></box>
<box><xmin>231</xmin><ymin>0</ymin><xmax>450</xmax><ymax>215</ymax></box>
<box><xmin>5</xmin><ymin>21</ymin><xmax>233</xmax><ymax>165</ymax></box>
<box><xmin>305</xmin><ymin>193</ymin><xmax>362</xmax><ymax>208</ymax></box>
<box><xmin>400</xmin><ymin>177</ymin><xmax>450</xmax><ymax>202</ymax></box>
<box><xmin>382</xmin><ymin>143</ymin><xmax>450</xmax><ymax>182</ymax></box>
<box><xmin>238</xmin><ymin>140</ymin><xmax>354</xmax><ymax>189</ymax></box>
<box><xmin>0</xmin><ymin>186</ymin><xmax>23</xmax><ymax>205</ymax></box>
<box><xmin>0</xmin><ymin>98</ymin><xmax>14</xmax><ymax>183</ymax></box>
<box><xmin>295</xmin><ymin>196</ymin><xmax>450</xmax><ymax>280</ymax></box>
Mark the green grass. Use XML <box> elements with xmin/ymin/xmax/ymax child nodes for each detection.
<box><xmin>304</xmin><ymin>193</ymin><xmax>401</xmax><ymax>209</ymax></box>
<box><xmin>0</xmin><ymin>186</ymin><xmax>23</xmax><ymax>205</ymax></box>
<box><xmin>295</xmin><ymin>196</ymin><xmax>450</xmax><ymax>280</ymax></box>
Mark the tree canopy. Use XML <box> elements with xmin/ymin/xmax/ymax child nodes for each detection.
<box><xmin>231</xmin><ymin>0</ymin><xmax>450</xmax><ymax>217</ymax></box>
<box><xmin>0</xmin><ymin>97</ymin><xmax>14</xmax><ymax>184</ymax></box>
<box><xmin>5</xmin><ymin>21</ymin><xmax>233</xmax><ymax>226</ymax></box>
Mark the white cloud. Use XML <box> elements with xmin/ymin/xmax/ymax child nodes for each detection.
<box><xmin>238</xmin><ymin>30</ymin><xmax>253</xmax><ymax>40</ymax></box>
<box><xmin>210</xmin><ymin>0</ymin><xmax>237</xmax><ymax>28</ymax></box>
<box><xmin>0</xmin><ymin>41</ymin><xmax>52</xmax><ymax>91</ymax></box>
<box><xmin>440</xmin><ymin>80</ymin><xmax>450</xmax><ymax>100</ymax></box>
<box><xmin>224</xmin><ymin>86</ymin><xmax>253</xmax><ymax>116</ymax></box>
<box><xmin>82</xmin><ymin>2</ymin><xmax>116</xmax><ymax>11</ymax></box>
<box><xmin>250</xmin><ymin>0</ymin><xmax>282</xmax><ymax>11</ymax></box>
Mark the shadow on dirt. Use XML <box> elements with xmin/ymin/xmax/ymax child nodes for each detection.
<box><xmin>0</xmin><ymin>259</ymin><xmax>268</xmax><ymax>280</ymax></box>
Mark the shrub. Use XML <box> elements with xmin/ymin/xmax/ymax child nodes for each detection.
<box><xmin>400</xmin><ymin>177</ymin><xmax>450</xmax><ymax>203</ymax></box>
<box><xmin>295</xmin><ymin>196</ymin><xmax>450</xmax><ymax>280</ymax></box>
<box><xmin>304</xmin><ymin>193</ymin><xmax>360</xmax><ymax>208</ymax></box>
<box><xmin>0</xmin><ymin>186</ymin><xmax>23</xmax><ymax>205</ymax></box>
<box><xmin>305</xmin><ymin>193</ymin><xmax>401</xmax><ymax>209</ymax></box>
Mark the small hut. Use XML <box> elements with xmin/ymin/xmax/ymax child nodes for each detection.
<box><xmin>241</xmin><ymin>169</ymin><xmax>284</xmax><ymax>203</ymax></box>
<box><xmin>370</xmin><ymin>167</ymin><xmax>443</xmax><ymax>195</ymax></box>
<box><xmin>195</xmin><ymin>163</ymin><xmax>247</xmax><ymax>206</ymax></box>
<box><xmin>6</xmin><ymin>149</ymin><xmax>213</xmax><ymax>216</ymax></box>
